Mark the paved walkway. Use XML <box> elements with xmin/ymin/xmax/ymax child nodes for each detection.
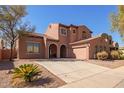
<box><xmin>36</xmin><ymin>61</ymin><xmax>124</xmax><ymax>88</ymax></box>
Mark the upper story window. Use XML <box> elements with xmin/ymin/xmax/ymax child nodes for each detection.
<box><xmin>73</xmin><ymin>30</ymin><xmax>76</xmax><ymax>33</ymax></box>
<box><xmin>60</xmin><ymin>29</ymin><xmax>67</xmax><ymax>36</ymax></box>
<box><xmin>82</xmin><ymin>31</ymin><xmax>86</xmax><ymax>33</ymax></box>
<box><xmin>82</xmin><ymin>33</ymin><xmax>87</xmax><ymax>39</ymax></box>
<box><xmin>27</xmin><ymin>42</ymin><xmax>40</xmax><ymax>53</ymax></box>
<box><xmin>82</xmin><ymin>31</ymin><xmax>87</xmax><ymax>39</ymax></box>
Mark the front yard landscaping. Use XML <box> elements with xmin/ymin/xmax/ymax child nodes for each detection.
<box><xmin>0</xmin><ymin>60</ymin><xmax>66</xmax><ymax>88</ymax></box>
<box><xmin>0</xmin><ymin>59</ymin><xmax>124</xmax><ymax>88</ymax></box>
<box><xmin>87</xmin><ymin>60</ymin><xmax>124</xmax><ymax>69</ymax></box>
<box><xmin>91</xmin><ymin>49</ymin><xmax>124</xmax><ymax>69</ymax></box>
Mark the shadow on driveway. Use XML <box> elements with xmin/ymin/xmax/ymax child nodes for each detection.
<box><xmin>0</xmin><ymin>60</ymin><xmax>15</xmax><ymax>70</ymax></box>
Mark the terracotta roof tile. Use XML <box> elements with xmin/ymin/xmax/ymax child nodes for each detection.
<box><xmin>69</xmin><ymin>36</ymin><xmax>101</xmax><ymax>45</ymax></box>
<box><xmin>43</xmin><ymin>34</ymin><xmax>59</xmax><ymax>41</ymax></box>
<box><xmin>27</xmin><ymin>32</ymin><xmax>43</xmax><ymax>37</ymax></box>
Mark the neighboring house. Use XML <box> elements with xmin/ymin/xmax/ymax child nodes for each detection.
<box><xmin>0</xmin><ymin>23</ymin><xmax>119</xmax><ymax>60</ymax></box>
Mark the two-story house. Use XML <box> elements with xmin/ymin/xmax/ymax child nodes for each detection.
<box><xmin>0</xmin><ymin>23</ymin><xmax>118</xmax><ymax>60</ymax></box>
<box><xmin>14</xmin><ymin>23</ymin><xmax>118</xmax><ymax>60</ymax></box>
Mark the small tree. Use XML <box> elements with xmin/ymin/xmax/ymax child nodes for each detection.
<box><xmin>97</xmin><ymin>51</ymin><xmax>108</xmax><ymax>60</ymax></box>
<box><xmin>0</xmin><ymin>6</ymin><xmax>35</xmax><ymax>61</ymax></box>
<box><xmin>110</xmin><ymin>50</ymin><xmax>120</xmax><ymax>60</ymax></box>
<box><xmin>101</xmin><ymin>33</ymin><xmax>109</xmax><ymax>39</ymax></box>
<box><xmin>110</xmin><ymin>5</ymin><xmax>124</xmax><ymax>40</ymax></box>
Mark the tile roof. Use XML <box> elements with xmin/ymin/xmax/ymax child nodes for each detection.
<box><xmin>58</xmin><ymin>23</ymin><xmax>92</xmax><ymax>33</ymax></box>
<box><xmin>43</xmin><ymin>34</ymin><xmax>59</xmax><ymax>41</ymax></box>
<box><xmin>26</xmin><ymin>32</ymin><xmax>59</xmax><ymax>41</ymax></box>
<box><xmin>69</xmin><ymin>36</ymin><xmax>101</xmax><ymax>45</ymax></box>
<box><xmin>27</xmin><ymin>32</ymin><xmax>44</xmax><ymax>38</ymax></box>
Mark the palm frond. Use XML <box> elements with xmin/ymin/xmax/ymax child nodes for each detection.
<box><xmin>12</xmin><ymin>64</ymin><xmax>41</xmax><ymax>82</ymax></box>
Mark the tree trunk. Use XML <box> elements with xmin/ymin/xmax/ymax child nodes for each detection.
<box><xmin>28</xmin><ymin>78</ymin><xmax>32</xmax><ymax>82</ymax></box>
<box><xmin>9</xmin><ymin>43</ymin><xmax>13</xmax><ymax>61</ymax></box>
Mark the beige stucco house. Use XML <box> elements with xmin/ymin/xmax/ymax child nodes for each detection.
<box><xmin>0</xmin><ymin>23</ymin><xmax>119</xmax><ymax>60</ymax></box>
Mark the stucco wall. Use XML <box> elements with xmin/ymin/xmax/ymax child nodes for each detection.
<box><xmin>0</xmin><ymin>49</ymin><xmax>17</xmax><ymax>60</ymax></box>
<box><xmin>69</xmin><ymin>26</ymin><xmax>78</xmax><ymax>43</ymax></box>
<box><xmin>45</xmin><ymin>39</ymin><xmax>59</xmax><ymax>58</ymax></box>
<box><xmin>59</xmin><ymin>26</ymin><xmax>69</xmax><ymax>44</ymax></box>
<box><xmin>45</xmin><ymin>39</ymin><xmax>69</xmax><ymax>58</ymax></box>
<box><xmin>45</xmin><ymin>23</ymin><xmax>92</xmax><ymax>44</ymax></box>
<box><xmin>69</xmin><ymin>36</ymin><xmax>112</xmax><ymax>60</ymax></box>
<box><xmin>89</xmin><ymin>37</ymin><xmax>110</xmax><ymax>59</ymax></box>
<box><xmin>77</xmin><ymin>26</ymin><xmax>91</xmax><ymax>41</ymax></box>
<box><xmin>45</xmin><ymin>24</ymin><xmax>59</xmax><ymax>40</ymax></box>
<box><xmin>2</xmin><ymin>49</ymin><xmax>17</xmax><ymax>59</ymax></box>
<box><xmin>18</xmin><ymin>36</ymin><xmax>45</xmax><ymax>59</ymax></box>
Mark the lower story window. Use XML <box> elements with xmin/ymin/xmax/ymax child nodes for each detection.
<box><xmin>27</xmin><ymin>42</ymin><xmax>40</xmax><ymax>53</ymax></box>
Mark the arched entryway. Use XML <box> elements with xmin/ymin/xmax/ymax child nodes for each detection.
<box><xmin>49</xmin><ymin>44</ymin><xmax>57</xmax><ymax>58</ymax></box>
<box><xmin>60</xmin><ymin>45</ymin><xmax>66</xmax><ymax>58</ymax></box>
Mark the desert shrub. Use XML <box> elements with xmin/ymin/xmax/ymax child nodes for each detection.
<box><xmin>118</xmin><ymin>50</ymin><xmax>124</xmax><ymax>60</ymax></box>
<box><xmin>118</xmin><ymin>50</ymin><xmax>123</xmax><ymax>56</ymax></box>
<box><xmin>12</xmin><ymin>64</ymin><xmax>41</xmax><ymax>82</ymax></box>
<box><xmin>100</xmin><ymin>51</ymin><xmax>109</xmax><ymax>60</ymax></box>
<box><xmin>120</xmin><ymin>55</ymin><xmax>124</xmax><ymax>60</ymax></box>
<box><xmin>97</xmin><ymin>51</ymin><xmax>108</xmax><ymax>60</ymax></box>
<box><xmin>110</xmin><ymin>50</ymin><xmax>120</xmax><ymax>60</ymax></box>
<box><xmin>96</xmin><ymin>52</ymin><xmax>102</xmax><ymax>60</ymax></box>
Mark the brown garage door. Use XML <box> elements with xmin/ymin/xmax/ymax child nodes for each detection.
<box><xmin>73</xmin><ymin>47</ymin><xmax>88</xmax><ymax>60</ymax></box>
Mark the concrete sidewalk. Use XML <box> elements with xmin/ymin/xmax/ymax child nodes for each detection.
<box><xmin>36</xmin><ymin>61</ymin><xmax>124</xmax><ymax>88</ymax></box>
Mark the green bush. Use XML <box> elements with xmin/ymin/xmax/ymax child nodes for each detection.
<box><xmin>110</xmin><ymin>50</ymin><xmax>120</xmax><ymax>60</ymax></box>
<box><xmin>97</xmin><ymin>51</ymin><xmax>108</xmax><ymax>60</ymax></box>
<box><xmin>13</xmin><ymin>64</ymin><xmax>41</xmax><ymax>82</ymax></box>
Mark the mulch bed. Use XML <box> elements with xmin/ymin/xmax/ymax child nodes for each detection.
<box><xmin>86</xmin><ymin>60</ymin><xmax>124</xmax><ymax>69</ymax></box>
<box><xmin>0</xmin><ymin>60</ymin><xmax>66</xmax><ymax>88</ymax></box>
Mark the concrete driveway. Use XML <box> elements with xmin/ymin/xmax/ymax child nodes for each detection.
<box><xmin>36</xmin><ymin>60</ymin><xmax>124</xmax><ymax>88</ymax></box>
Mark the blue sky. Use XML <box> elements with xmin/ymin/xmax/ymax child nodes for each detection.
<box><xmin>24</xmin><ymin>5</ymin><xmax>124</xmax><ymax>47</ymax></box>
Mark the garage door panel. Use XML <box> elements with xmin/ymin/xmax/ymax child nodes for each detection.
<box><xmin>73</xmin><ymin>47</ymin><xmax>87</xmax><ymax>60</ymax></box>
